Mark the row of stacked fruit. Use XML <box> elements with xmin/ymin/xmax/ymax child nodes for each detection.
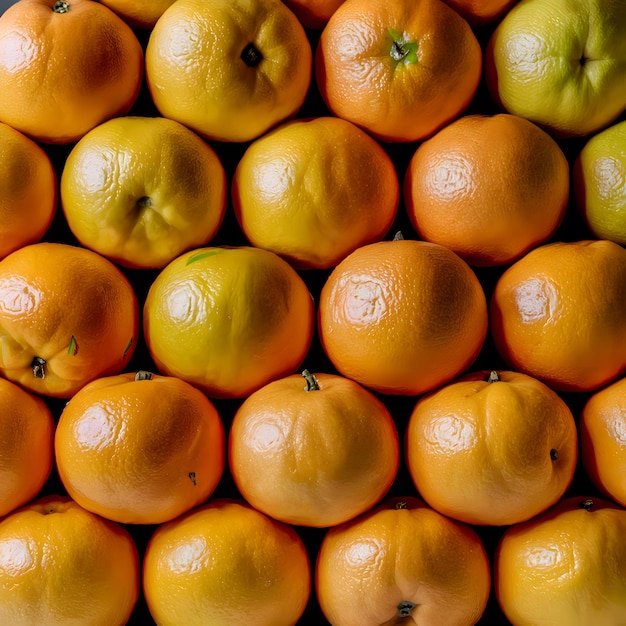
<box><xmin>0</xmin><ymin>0</ymin><xmax>625</xmax><ymax>624</ymax></box>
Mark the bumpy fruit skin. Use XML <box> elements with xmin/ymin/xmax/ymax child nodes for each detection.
<box><xmin>316</xmin><ymin>496</ymin><xmax>491</xmax><ymax>626</ymax></box>
<box><xmin>0</xmin><ymin>496</ymin><xmax>140</xmax><ymax>626</ymax></box>
<box><xmin>496</xmin><ymin>496</ymin><xmax>626</xmax><ymax>625</ymax></box>
<box><xmin>485</xmin><ymin>0</ymin><xmax>626</xmax><ymax>138</ymax></box>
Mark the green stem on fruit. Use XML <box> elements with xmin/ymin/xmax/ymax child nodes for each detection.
<box><xmin>580</xmin><ymin>498</ymin><xmax>594</xmax><ymax>511</ymax></box>
<box><xmin>53</xmin><ymin>1</ymin><xmax>70</xmax><ymax>13</ymax></box>
<box><xmin>487</xmin><ymin>370</ymin><xmax>500</xmax><ymax>383</ymax></box>
<box><xmin>31</xmin><ymin>356</ymin><xmax>46</xmax><ymax>379</ymax></box>
<box><xmin>388</xmin><ymin>28</ymin><xmax>418</xmax><ymax>66</ymax></box>
<box><xmin>135</xmin><ymin>370</ymin><xmax>153</xmax><ymax>381</ymax></box>
<box><xmin>302</xmin><ymin>369</ymin><xmax>319</xmax><ymax>391</ymax></box>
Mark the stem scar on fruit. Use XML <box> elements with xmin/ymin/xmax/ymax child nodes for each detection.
<box><xmin>388</xmin><ymin>28</ymin><xmax>418</xmax><ymax>66</ymax></box>
<box><xmin>580</xmin><ymin>498</ymin><xmax>594</xmax><ymax>511</ymax></box>
<box><xmin>241</xmin><ymin>43</ymin><xmax>263</xmax><ymax>68</ymax></box>
<box><xmin>31</xmin><ymin>356</ymin><xmax>46</xmax><ymax>379</ymax></box>
<box><xmin>135</xmin><ymin>370</ymin><xmax>153</xmax><ymax>381</ymax></box>
<box><xmin>302</xmin><ymin>369</ymin><xmax>319</xmax><ymax>391</ymax></box>
<box><xmin>188</xmin><ymin>472</ymin><xmax>197</xmax><ymax>486</ymax></box>
<box><xmin>53</xmin><ymin>1</ymin><xmax>71</xmax><ymax>13</ymax></box>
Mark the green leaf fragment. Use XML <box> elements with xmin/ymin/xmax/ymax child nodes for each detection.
<box><xmin>123</xmin><ymin>336</ymin><xmax>133</xmax><ymax>360</ymax></box>
<box><xmin>67</xmin><ymin>335</ymin><xmax>78</xmax><ymax>356</ymax></box>
<box><xmin>186</xmin><ymin>250</ymin><xmax>222</xmax><ymax>265</ymax></box>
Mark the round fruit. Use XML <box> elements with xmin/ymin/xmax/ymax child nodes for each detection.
<box><xmin>0</xmin><ymin>378</ymin><xmax>54</xmax><ymax>518</ymax></box>
<box><xmin>441</xmin><ymin>0</ymin><xmax>517</xmax><ymax>25</ymax></box>
<box><xmin>143</xmin><ymin>245</ymin><xmax>314</xmax><ymax>399</ymax></box>
<box><xmin>496</xmin><ymin>496</ymin><xmax>626</xmax><ymax>625</ymax></box>
<box><xmin>316</xmin><ymin>496</ymin><xmax>491</xmax><ymax>626</ymax></box>
<box><xmin>143</xmin><ymin>498</ymin><xmax>311</xmax><ymax>626</ymax></box>
<box><xmin>318</xmin><ymin>237</ymin><xmax>488</xmax><ymax>395</ymax></box>
<box><xmin>484</xmin><ymin>0</ymin><xmax>626</xmax><ymax>138</ymax></box>
<box><xmin>405</xmin><ymin>370</ymin><xmax>578</xmax><ymax>526</ymax></box>
<box><xmin>98</xmin><ymin>0</ymin><xmax>176</xmax><ymax>29</ymax></box>
<box><xmin>54</xmin><ymin>371</ymin><xmax>225</xmax><ymax>525</ymax></box>
<box><xmin>580</xmin><ymin>376</ymin><xmax>626</xmax><ymax>508</ymax></box>
<box><xmin>229</xmin><ymin>370</ymin><xmax>400</xmax><ymax>527</ymax></box>
<box><xmin>404</xmin><ymin>113</ymin><xmax>569</xmax><ymax>267</ymax></box>
<box><xmin>282</xmin><ymin>0</ymin><xmax>346</xmax><ymax>28</ymax></box>
<box><xmin>0</xmin><ymin>122</ymin><xmax>57</xmax><ymax>259</ymax></box>
<box><xmin>232</xmin><ymin>116</ymin><xmax>399</xmax><ymax>269</ymax></box>
<box><xmin>0</xmin><ymin>495</ymin><xmax>139</xmax><ymax>626</ymax></box>
<box><xmin>145</xmin><ymin>0</ymin><xmax>312</xmax><ymax>143</ymax></box>
<box><xmin>60</xmin><ymin>116</ymin><xmax>227</xmax><ymax>269</ymax></box>
<box><xmin>573</xmin><ymin>118</ymin><xmax>626</xmax><ymax>246</ymax></box>
<box><xmin>0</xmin><ymin>0</ymin><xmax>144</xmax><ymax>144</ymax></box>
<box><xmin>0</xmin><ymin>242</ymin><xmax>138</xmax><ymax>398</ymax></box>
<box><xmin>490</xmin><ymin>239</ymin><xmax>626</xmax><ymax>392</ymax></box>
<box><xmin>315</xmin><ymin>0</ymin><xmax>482</xmax><ymax>142</ymax></box>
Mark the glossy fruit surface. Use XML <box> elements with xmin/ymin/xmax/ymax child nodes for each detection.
<box><xmin>573</xmin><ymin>118</ymin><xmax>626</xmax><ymax>245</ymax></box>
<box><xmin>316</xmin><ymin>496</ymin><xmax>491</xmax><ymax>626</ymax></box>
<box><xmin>98</xmin><ymin>0</ymin><xmax>176</xmax><ymax>29</ymax></box>
<box><xmin>54</xmin><ymin>371</ymin><xmax>225</xmax><ymax>525</ymax></box>
<box><xmin>315</xmin><ymin>0</ymin><xmax>482</xmax><ymax>141</ymax></box>
<box><xmin>0</xmin><ymin>122</ymin><xmax>57</xmax><ymax>259</ymax></box>
<box><xmin>229</xmin><ymin>370</ymin><xmax>400</xmax><ymax>527</ymax></box>
<box><xmin>0</xmin><ymin>0</ymin><xmax>144</xmax><ymax>144</ymax></box>
<box><xmin>580</xmin><ymin>376</ymin><xmax>626</xmax><ymax>508</ymax></box>
<box><xmin>318</xmin><ymin>238</ymin><xmax>488</xmax><ymax>395</ymax></box>
<box><xmin>0</xmin><ymin>495</ymin><xmax>140</xmax><ymax>626</ymax></box>
<box><xmin>61</xmin><ymin>116</ymin><xmax>227</xmax><ymax>269</ymax></box>
<box><xmin>0</xmin><ymin>378</ymin><xmax>54</xmax><ymax>517</ymax></box>
<box><xmin>490</xmin><ymin>239</ymin><xmax>626</xmax><ymax>392</ymax></box>
<box><xmin>404</xmin><ymin>113</ymin><xmax>569</xmax><ymax>266</ymax></box>
<box><xmin>145</xmin><ymin>0</ymin><xmax>312</xmax><ymax>142</ymax></box>
<box><xmin>0</xmin><ymin>242</ymin><xmax>138</xmax><ymax>398</ymax></box>
<box><xmin>496</xmin><ymin>496</ymin><xmax>626</xmax><ymax>625</ymax></box>
<box><xmin>143</xmin><ymin>498</ymin><xmax>311</xmax><ymax>626</ymax></box>
<box><xmin>233</xmin><ymin>116</ymin><xmax>399</xmax><ymax>269</ymax></box>
<box><xmin>405</xmin><ymin>370</ymin><xmax>578</xmax><ymax>526</ymax></box>
<box><xmin>441</xmin><ymin>0</ymin><xmax>517</xmax><ymax>25</ymax></box>
<box><xmin>143</xmin><ymin>245</ymin><xmax>314</xmax><ymax>399</ymax></box>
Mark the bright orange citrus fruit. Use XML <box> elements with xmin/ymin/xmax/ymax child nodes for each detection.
<box><xmin>282</xmin><ymin>0</ymin><xmax>346</xmax><ymax>29</ymax></box>
<box><xmin>98</xmin><ymin>0</ymin><xmax>176</xmax><ymax>29</ymax></box>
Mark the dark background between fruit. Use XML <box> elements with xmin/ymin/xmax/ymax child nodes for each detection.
<box><xmin>2</xmin><ymin>1</ymin><xmax>624</xmax><ymax>624</ymax></box>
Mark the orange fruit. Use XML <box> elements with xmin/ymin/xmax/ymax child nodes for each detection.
<box><xmin>0</xmin><ymin>122</ymin><xmax>57</xmax><ymax>259</ymax></box>
<box><xmin>573</xmin><ymin>118</ymin><xmax>626</xmax><ymax>246</ymax></box>
<box><xmin>0</xmin><ymin>242</ymin><xmax>138</xmax><ymax>398</ymax></box>
<box><xmin>143</xmin><ymin>245</ymin><xmax>314</xmax><ymax>399</ymax></box>
<box><xmin>98</xmin><ymin>0</ymin><xmax>176</xmax><ymax>29</ymax></box>
<box><xmin>315</xmin><ymin>496</ymin><xmax>491</xmax><ymax>626</ymax></box>
<box><xmin>580</xmin><ymin>376</ymin><xmax>626</xmax><ymax>508</ymax></box>
<box><xmin>441</xmin><ymin>0</ymin><xmax>517</xmax><ymax>26</ymax></box>
<box><xmin>145</xmin><ymin>0</ymin><xmax>312</xmax><ymax>143</ymax></box>
<box><xmin>0</xmin><ymin>495</ymin><xmax>139</xmax><ymax>626</ymax></box>
<box><xmin>0</xmin><ymin>0</ymin><xmax>144</xmax><ymax>144</ymax></box>
<box><xmin>143</xmin><ymin>498</ymin><xmax>311</xmax><ymax>626</ymax></box>
<box><xmin>54</xmin><ymin>370</ymin><xmax>225</xmax><ymax>525</ymax></box>
<box><xmin>282</xmin><ymin>0</ymin><xmax>346</xmax><ymax>29</ymax></box>
<box><xmin>404</xmin><ymin>113</ymin><xmax>569</xmax><ymax>267</ymax></box>
<box><xmin>318</xmin><ymin>237</ymin><xmax>488</xmax><ymax>396</ymax></box>
<box><xmin>60</xmin><ymin>116</ymin><xmax>227</xmax><ymax>269</ymax></box>
<box><xmin>229</xmin><ymin>370</ymin><xmax>400</xmax><ymax>527</ymax></box>
<box><xmin>495</xmin><ymin>495</ymin><xmax>626</xmax><ymax>625</ymax></box>
<box><xmin>0</xmin><ymin>377</ymin><xmax>54</xmax><ymax>518</ymax></box>
<box><xmin>490</xmin><ymin>239</ymin><xmax>626</xmax><ymax>392</ymax></box>
<box><xmin>232</xmin><ymin>116</ymin><xmax>399</xmax><ymax>270</ymax></box>
<box><xmin>315</xmin><ymin>0</ymin><xmax>482</xmax><ymax>142</ymax></box>
<box><xmin>405</xmin><ymin>370</ymin><xmax>578</xmax><ymax>526</ymax></box>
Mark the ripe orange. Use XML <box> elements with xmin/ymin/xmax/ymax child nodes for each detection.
<box><xmin>315</xmin><ymin>0</ymin><xmax>482</xmax><ymax>142</ymax></box>
<box><xmin>580</xmin><ymin>376</ymin><xmax>626</xmax><ymax>508</ymax></box>
<box><xmin>54</xmin><ymin>371</ymin><xmax>225</xmax><ymax>525</ymax></box>
<box><xmin>143</xmin><ymin>498</ymin><xmax>311</xmax><ymax>626</ymax></box>
<box><xmin>404</xmin><ymin>113</ymin><xmax>569</xmax><ymax>267</ymax></box>
<box><xmin>0</xmin><ymin>0</ymin><xmax>144</xmax><ymax>144</ymax></box>
<box><xmin>229</xmin><ymin>370</ymin><xmax>400</xmax><ymax>527</ymax></box>
<box><xmin>0</xmin><ymin>242</ymin><xmax>138</xmax><ymax>398</ymax></box>
<box><xmin>0</xmin><ymin>377</ymin><xmax>54</xmax><ymax>518</ymax></box>
<box><xmin>145</xmin><ymin>0</ymin><xmax>312</xmax><ymax>143</ymax></box>
<box><xmin>143</xmin><ymin>245</ymin><xmax>314</xmax><ymax>399</ymax></box>
<box><xmin>496</xmin><ymin>495</ymin><xmax>626</xmax><ymax>625</ymax></box>
<box><xmin>441</xmin><ymin>0</ymin><xmax>517</xmax><ymax>25</ymax></box>
<box><xmin>282</xmin><ymin>0</ymin><xmax>346</xmax><ymax>29</ymax></box>
<box><xmin>405</xmin><ymin>370</ymin><xmax>578</xmax><ymax>526</ymax></box>
<box><xmin>0</xmin><ymin>122</ymin><xmax>57</xmax><ymax>259</ymax></box>
<box><xmin>315</xmin><ymin>496</ymin><xmax>491</xmax><ymax>626</ymax></box>
<box><xmin>318</xmin><ymin>237</ymin><xmax>488</xmax><ymax>396</ymax></box>
<box><xmin>98</xmin><ymin>0</ymin><xmax>176</xmax><ymax>29</ymax></box>
<box><xmin>0</xmin><ymin>495</ymin><xmax>139</xmax><ymax>626</ymax></box>
<box><xmin>60</xmin><ymin>116</ymin><xmax>227</xmax><ymax>269</ymax></box>
<box><xmin>232</xmin><ymin>116</ymin><xmax>399</xmax><ymax>270</ymax></box>
<box><xmin>490</xmin><ymin>239</ymin><xmax>626</xmax><ymax>392</ymax></box>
